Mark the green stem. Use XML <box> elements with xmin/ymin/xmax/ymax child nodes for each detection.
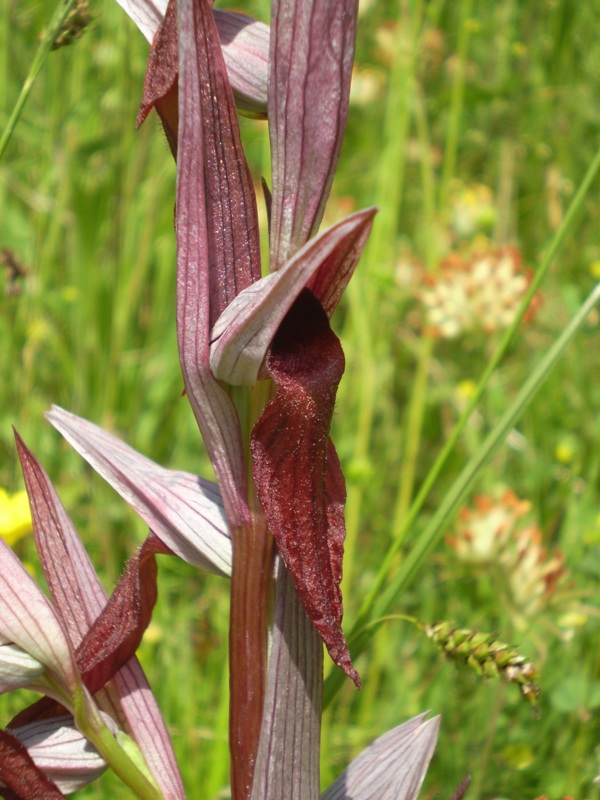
<box><xmin>440</xmin><ymin>0</ymin><xmax>474</xmax><ymax>208</ymax></box>
<box><xmin>469</xmin><ymin>683</ymin><xmax>505</xmax><ymax>800</ymax></box>
<box><xmin>393</xmin><ymin>336</ymin><xmax>434</xmax><ymax>533</ymax></box>
<box><xmin>357</xmin><ymin>139</ymin><xmax>600</xmax><ymax>626</ymax></box>
<box><xmin>73</xmin><ymin>688</ymin><xmax>162</xmax><ymax>800</ymax></box>
<box><xmin>366</xmin><ymin>0</ymin><xmax>422</xmax><ymax>280</ymax></box>
<box><xmin>469</xmin><ymin>605</ymin><xmax>514</xmax><ymax>800</ymax></box>
<box><xmin>0</xmin><ymin>0</ymin><xmax>77</xmax><ymax>160</ymax></box>
<box><xmin>340</xmin><ymin>0</ymin><xmax>422</xmax><ymax>598</ymax></box>
<box><xmin>392</xmin><ymin>86</ymin><xmax>438</xmax><ymax>534</ymax></box>
<box><xmin>357</xmin><ymin>613</ymin><xmax>419</xmax><ymax>632</ymax></box>
<box><xmin>86</xmin><ymin>725</ymin><xmax>162</xmax><ymax>800</ymax></box>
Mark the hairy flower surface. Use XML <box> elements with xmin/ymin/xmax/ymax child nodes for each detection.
<box><xmin>0</xmin><ymin>434</ymin><xmax>185</xmax><ymax>799</ymax></box>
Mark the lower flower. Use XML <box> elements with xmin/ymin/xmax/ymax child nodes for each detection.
<box><xmin>7</xmin><ymin>714</ymin><xmax>114</xmax><ymax>795</ymax></box>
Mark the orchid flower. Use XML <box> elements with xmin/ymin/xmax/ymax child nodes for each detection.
<box><xmin>4</xmin><ymin>0</ymin><xmax>445</xmax><ymax>796</ymax></box>
<box><xmin>0</xmin><ymin>433</ymin><xmax>184</xmax><ymax>800</ymax></box>
<box><xmin>114</xmin><ymin>0</ymin><xmax>376</xmax><ymax>791</ymax></box>
<box><xmin>3</xmin><ymin>714</ymin><xmax>114</xmax><ymax>795</ymax></box>
<box><xmin>118</xmin><ymin>0</ymin><xmax>269</xmax><ymax>120</ymax></box>
<box><xmin>46</xmin><ymin>405</ymin><xmax>232</xmax><ymax>577</ymax></box>
<box><xmin>322</xmin><ymin>713</ymin><xmax>440</xmax><ymax>800</ymax></box>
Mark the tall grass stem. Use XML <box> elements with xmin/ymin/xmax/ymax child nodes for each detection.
<box><xmin>0</xmin><ymin>0</ymin><xmax>77</xmax><ymax>160</ymax></box>
<box><xmin>325</xmin><ymin>278</ymin><xmax>600</xmax><ymax>706</ymax></box>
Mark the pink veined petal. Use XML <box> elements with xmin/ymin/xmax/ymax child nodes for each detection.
<box><xmin>15</xmin><ymin>431</ymin><xmax>108</xmax><ymax>649</ymax></box>
<box><xmin>10</xmin><ymin>714</ymin><xmax>112</xmax><ymax>795</ymax></box>
<box><xmin>117</xmin><ymin>0</ymin><xmax>269</xmax><ymax>116</ymax></box>
<box><xmin>0</xmin><ymin>514</ymin><xmax>78</xmax><ymax>694</ymax></box>
<box><xmin>137</xmin><ymin>5</ymin><xmax>268</xmax><ymax>146</ymax></box>
<box><xmin>176</xmin><ymin>0</ymin><xmax>261</xmax><ymax>527</ymax></box>
<box><xmin>251</xmin><ymin>559</ymin><xmax>322</xmax><ymax>800</ymax></box>
<box><xmin>178</xmin><ymin>0</ymin><xmax>262</xmax><ymax>325</ymax></box>
<box><xmin>321</xmin><ymin>714</ymin><xmax>440</xmax><ymax>800</ymax></box>
<box><xmin>210</xmin><ymin>209</ymin><xmax>376</xmax><ymax>386</ymax></box>
<box><xmin>46</xmin><ymin>406</ymin><xmax>232</xmax><ymax>577</ymax></box>
<box><xmin>108</xmin><ymin>666</ymin><xmax>186</xmax><ymax>800</ymax></box>
<box><xmin>269</xmin><ymin>0</ymin><xmax>359</xmax><ymax>270</ymax></box>
<box><xmin>0</xmin><ymin>640</ymin><xmax>46</xmax><ymax>694</ymax></box>
<box><xmin>214</xmin><ymin>10</ymin><xmax>268</xmax><ymax>119</ymax></box>
<box><xmin>114</xmin><ymin>0</ymin><xmax>167</xmax><ymax>42</ymax></box>
<box><xmin>16</xmin><ymin>427</ymin><xmax>186</xmax><ymax>800</ymax></box>
<box><xmin>6</xmin><ymin>531</ymin><xmax>173</xmax><ymax>772</ymax></box>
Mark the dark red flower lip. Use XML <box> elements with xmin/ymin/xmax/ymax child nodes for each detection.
<box><xmin>251</xmin><ymin>289</ymin><xmax>360</xmax><ymax>687</ymax></box>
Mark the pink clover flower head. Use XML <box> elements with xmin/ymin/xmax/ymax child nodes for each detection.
<box><xmin>447</xmin><ymin>490</ymin><xmax>532</xmax><ymax>565</ymax></box>
<box><xmin>421</xmin><ymin>246</ymin><xmax>536</xmax><ymax>339</ymax></box>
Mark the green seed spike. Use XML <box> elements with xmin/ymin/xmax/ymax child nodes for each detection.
<box><xmin>422</xmin><ymin>621</ymin><xmax>540</xmax><ymax>711</ymax></box>
<box><xmin>46</xmin><ymin>1</ymin><xmax>93</xmax><ymax>50</ymax></box>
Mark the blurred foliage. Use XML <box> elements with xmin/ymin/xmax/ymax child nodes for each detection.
<box><xmin>2</xmin><ymin>0</ymin><xmax>600</xmax><ymax>798</ymax></box>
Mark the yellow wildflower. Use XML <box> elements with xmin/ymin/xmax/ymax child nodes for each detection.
<box><xmin>0</xmin><ymin>489</ymin><xmax>32</xmax><ymax>546</ymax></box>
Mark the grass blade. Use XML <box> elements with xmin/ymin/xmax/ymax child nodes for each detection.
<box><xmin>325</xmin><ymin>281</ymin><xmax>600</xmax><ymax>706</ymax></box>
<box><xmin>0</xmin><ymin>0</ymin><xmax>76</xmax><ymax>160</ymax></box>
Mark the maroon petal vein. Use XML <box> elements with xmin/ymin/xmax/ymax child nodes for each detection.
<box><xmin>176</xmin><ymin>0</ymin><xmax>261</xmax><ymax>525</ymax></box>
<box><xmin>136</xmin><ymin>2</ymin><xmax>268</xmax><ymax>147</ymax></box>
<box><xmin>179</xmin><ymin>0</ymin><xmax>261</xmax><ymax>324</ymax></box>
<box><xmin>269</xmin><ymin>0</ymin><xmax>359</xmax><ymax>269</ymax></box>
<box><xmin>250</xmin><ymin>560</ymin><xmax>323</xmax><ymax>800</ymax></box>
<box><xmin>15</xmin><ymin>433</ymin><xmax>107</xmax><ymax>650</ymax></box>
<box><xmin>251</xmin><ymin>289</ymin><xmax>359</xmax><ymax>687</ymax></box>
<box><xmin>15</xmin><ymin>431</ymin><xmax>185</xmax><ymax>799</ymax></box>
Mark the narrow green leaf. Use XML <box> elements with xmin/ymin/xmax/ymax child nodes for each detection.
<box><xmin>0</xmin><ymin>0</ymin><xmax>77</xmax><ymax>160</ymax></box>
<box><xmin>325</xmin><ymin>282</ymin><xmax>600</xmax><ymax>706</ymax></box>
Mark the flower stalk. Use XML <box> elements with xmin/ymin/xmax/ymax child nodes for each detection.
<box><xmin>229</xmin><ymin>511</ymin><xmax>272</xmax><ymax>799</ymax></box>
<box><xmin>79</xmin><ymin>722</ymin><xmax>163</xmax><ymax>800</ymax></box>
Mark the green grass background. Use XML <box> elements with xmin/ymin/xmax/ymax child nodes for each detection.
<box><xmin>3</xmin><ymin>0</ymin><xmax>600</xmax><ymax>798</ymax></box>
